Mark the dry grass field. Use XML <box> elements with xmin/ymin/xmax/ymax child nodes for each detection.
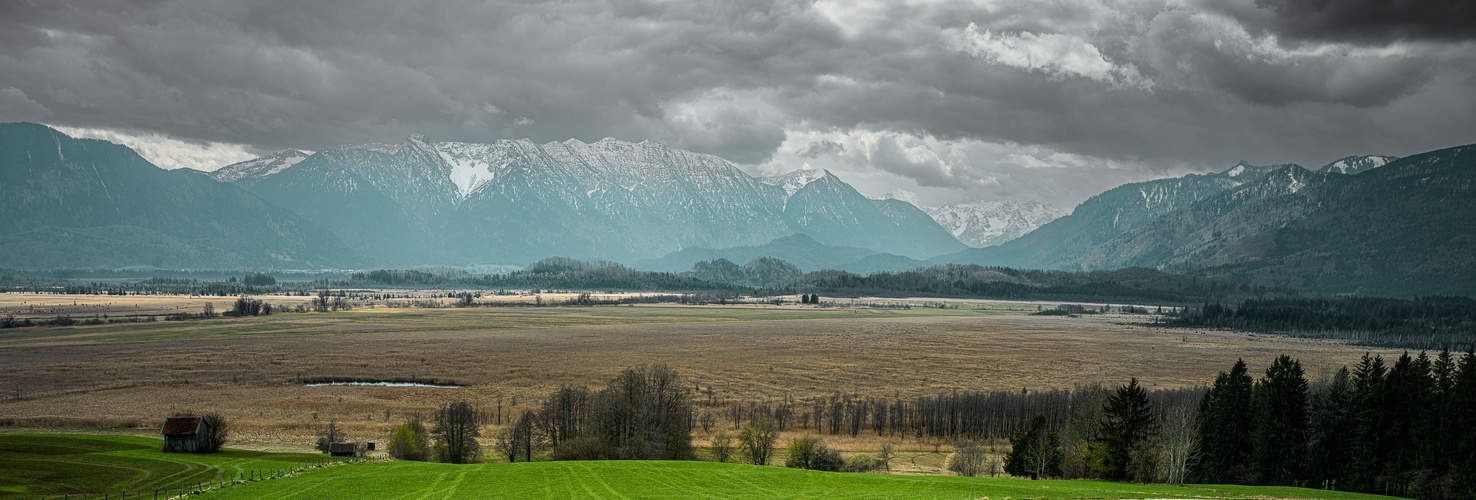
<box><xmin>0</xmin><ymin>293</ymin><xmax>1400</xmax><ymax>468</ymax></box>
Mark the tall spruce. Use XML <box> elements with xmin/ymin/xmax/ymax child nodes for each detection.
<box><xmin>1251</xmin><ymin>355</ymin><xmax>1309</xmax><ymax>486</ymax></box>
<box><xmin>1455</xmin><ymin>346</ymin><xmax>1476</xmax><ymax>491</ymax></box>
<box><xmin>1429</xmin><ymin>348</ymin><xmax>1457</xmax><ymax>475</ymax></box>
<box><xmin>1305</xmin><ymin>367</ymin><xmax>1354</xmax><ymax>490</ymax></box>
<box><xmin>1196</xmin><ymin>359</ymin><xmax>1255</xmax><ymax>483</ymax></box>
<box><xmin>1095</xmin><ymin>378</ymin><xmax>1155</xmax><ymax>480</ymax></box>
<box><xmin>1348</xmin><ymin>353</ymin><xmax>1389</xmax><ymax>493</ymax></box>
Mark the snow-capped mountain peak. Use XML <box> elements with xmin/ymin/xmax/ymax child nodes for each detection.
<box><xmin>762</xmin><ymin>167</ymin><xmax>830</xmax><ymax>197</ymax></box>
<box><xmin>923</xmin><ymin>200</ymin><xmax>1068</xmax><ymax>248</ymax></box>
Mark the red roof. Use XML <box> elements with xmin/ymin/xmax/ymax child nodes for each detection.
<box><xmin>329</xmin><ymin>442</ymin><xmax>355</xmax><ymax>454</ymax></box>
<box><xmin>161</xmin><ymin>416</ymin><xmax>203</xmax><ymax>436</ymax></box>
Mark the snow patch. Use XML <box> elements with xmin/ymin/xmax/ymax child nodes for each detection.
<box><xmin>762</xmin><ymin>167</ymin><xmax>829</xmax><ymax>197</ymax></box>
<box><xmin>437</xmin><ymin>147</ymin><xmax>496</xmax><ymax>198</ymax></box>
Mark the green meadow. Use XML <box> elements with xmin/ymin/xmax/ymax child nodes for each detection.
<box><xmin>0</xmin><ymin>434</ymin><xmax>1405</xmax><ymax>500</ymax></box>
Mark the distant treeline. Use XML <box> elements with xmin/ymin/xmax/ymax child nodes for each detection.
<box><xmin>780</xmin><ymin>265</ymin><xmax>1279</xmax><ymax>304</ymax></box>
<box><xmin>1170</xmin><ymin>296</ymin><xmax>1476</xmax><ymax>349</ymax></box>
<box><xmin>346</xmin><ymin>258</ymin><xmax>741</xmax><ymax>292</ymax></box>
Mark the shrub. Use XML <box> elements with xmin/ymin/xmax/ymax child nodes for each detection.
<box><xmin>387</xmin><ymin>419</ymin><xmax>430</xmax><ymax>461</ymax></box>
<box><xmin>785</xmin><ymin>434</ymin><xmax>842</xmax><ymax>472</ymax></box>
<box><xmin>709</xmin><ymin>432</ymin><xmax>734</xmax><ymax>463</ymax></box>
<box><xmin>842</xmin><ymin>454</ymin><xmax>881</xmax><ymax>472</ymax></box>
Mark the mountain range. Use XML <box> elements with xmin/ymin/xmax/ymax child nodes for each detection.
<box><xmin>1071</xmin><ymin>148</ymin><xmax>1474</xmax><ymax>295</ymax></box>
<box><xmin>4</xmin><ymin>121</ymin><xmax>1471</xmax><ymax>296</ymax></box>
<box><xmin>0</xmin><ymin>123</ymin><xmax>353</xmax><ymax>269</ymax></box>
<box><xmin>213</xmin><ymin>135</ymin><xmax>966</xmax><ymax>266</ymax></box>
<box><xmin>1</xmin><ymin>123</ymin><xmax>965</xmax><ymax>269</ymax></box>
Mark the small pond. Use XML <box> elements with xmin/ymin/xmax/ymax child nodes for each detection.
<box><xmin>303</xmin><ymin>381</ymin><xmax>461</xmax><ymax>388</ymax></box>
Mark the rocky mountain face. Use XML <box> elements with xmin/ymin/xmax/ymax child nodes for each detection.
<box><xmin>0</xmin><ymin>123</ymin><xmax>356</xmax><ymax>269</ymax></box>
<box><xmin>1072</xmin><ymin>146</ymin><xmax>1476</xmax><ymax>296</ymax></box>
<box><xmin>208</xmin><ymin>149</ymin><xmax>309</xmax><ymax>188</ymax></box>
<box><xmin>923</xmin><ymin>200</ymin><xmax>1068</xmax><ymax>248</ymax></box>
<box><xmin>1318</xmin><ymin>155</ymin><xmax>1399</xmax><ymax>175</ymax></box>
<box><xmin>936</xmin><ymin>162</ymin><xmax>1284</xmax><ymax>269</ymax></box>
<box><xmin>223</xmin><ymin>135</ymin><xmax>965</xmax><ymax>266</ymax></box>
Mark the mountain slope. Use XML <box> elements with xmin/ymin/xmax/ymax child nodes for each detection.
<box><xmin>1074</xmin><ymin>145</ymin><xmax>1476</xmax><ymax>295</ymax></box>
<box><xmin>923</xmin><ymin>200</ymin><xmax>1068</xmax><ymax>248</ymax></box>
<box><xmin>935</xmin><ymin>162</ymin><xmax>1283</xmax><ymax>269</ymax></box>
<box><xmin>0</xmin><ymin>123</ymin><xmax>357</xmax><ymax>269</ymax></box>
<box><xmin>209</xmin><ymin>150</ymin><xmax>309</xmax><ymax>188</ymax></box>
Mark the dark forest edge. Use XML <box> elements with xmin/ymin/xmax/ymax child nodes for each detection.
<box><xmin>1166</xmin><ymin>297</ymin><xmax>1476</xmax><ymax>350</ymax></box>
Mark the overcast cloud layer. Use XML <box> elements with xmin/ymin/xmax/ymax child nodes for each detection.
<box><xmin>2</xmin><ymin>0</ymin><xmax>1473</xmax><ymax>208</ymax></box>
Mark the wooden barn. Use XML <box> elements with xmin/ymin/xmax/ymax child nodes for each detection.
<box><xmin>329</xmin><ymin>442</ymin><xmax>355</xmax><ymax>457</ymax></box>
<box><xmin>161</xmin><ymin>416</ymin><xmax>209</xmax><ymax>453</ymax></box>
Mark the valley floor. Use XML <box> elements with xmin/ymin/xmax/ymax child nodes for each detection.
<box><xmin>0</xmin><ymin>296</ymin><xmax>1399</xmax><ymax>451</ymax></box>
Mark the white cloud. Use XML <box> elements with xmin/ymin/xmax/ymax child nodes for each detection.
<box><xmin>50</xmin><ymin>125</ymin><xmax>258</xmax><ymax>172</ymax></box>
<box><xmin>955</xmin><ymin>22</ymin><xmax>1152</xmax><ymax>89</ymax></box>
<box><xmin>882</xmin><ymin>188</ymin><xmax>920</xmax><ymax>205</ymax></box>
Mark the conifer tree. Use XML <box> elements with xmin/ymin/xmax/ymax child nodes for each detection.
<box><xmin>1094</xmin><ymin>378</ymin><xmax>1154</xmax><ymax>480</ymax></box>
<box><xmin>1196</xmin><ymin>359</ymin><xmax>1255</xmax><ymax>483</ymax></box>
<box><xmin>1305</xmin><ymin>367</ymin><xmax>1354</xmax><ymax>490</ymax></box>
<box><xmin>1348</xmin><ymin>353</ymin><xmax>1389</xmax><ymax>493</ymax></box>
<box><xmin>1251</xmin><ymin>355</ymin><xmax>1308</xmax><ymax>486</ymax></box>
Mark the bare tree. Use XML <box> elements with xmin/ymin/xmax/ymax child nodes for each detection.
<box><xmin>494</xmin><ymin>410</ymin><xmax>537</xmax><ymax>462</ymax></box>
<box><xmin>710</xmin><ymin>432</ymin><xmax>734</xmax><ymax>463</ymax></box>
<box><xmin>947</xmin><ymin>439</ymin><xmax>989</xmax><ymax>477</ymax></box>
<box><xmin>738</xmin><ymin>419</ymin><xmax>777</xmax><ymax>465</ymax></box>
<box><xmin>1160</xmin><ymin>399</ymin><xmax>1200</xmax><ymax>485</ymax></box>
<box><xmin>200</xmin><ymin>411</ymin><xmax>229</xmax><ymax>453</ymax></box>
<box><xmin>315</xmin><ymin>420</ymin><xmax>342</xmax><ymax>452</ymax></box>
<box><xmin>877</xmin><ymin>442</ymin><xmax>895</xmax><ymax>471</ymax></box>
<box><xmin>432</xmin><ymin>400</ymin><xmax>481</xmax><ymax>463</ymax></box>
<box><xmin>699</xmin><ymin>411</ymin><xmax>715</xmax><ymax>433</ymax></box>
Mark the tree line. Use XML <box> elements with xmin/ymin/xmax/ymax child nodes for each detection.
<box><xmin>1172</xmin><ymin>296</ymin><xmax>1476</xmax><ymax>349</ymax></box>
<box><xmin>779</xmin><ymin>265</ymin><xmax>1282</xmax><ymax>304</ymax></box>
<box><xmin>1194</xmin><ymin>350</ymin><xmax>1476</xmax><ymax>499</ymax></box>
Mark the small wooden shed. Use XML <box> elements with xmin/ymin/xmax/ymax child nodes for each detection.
<box><xmin>328</xmin><ymin>442</ymin><xmax>356</xmax><ymax>457</ymax></box>
<box><xmin>161</xmin><ymin>416</ymin><xmax>208</xmax><ymax>453</ymax></box>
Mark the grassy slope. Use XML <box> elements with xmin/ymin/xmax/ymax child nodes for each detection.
<box><xmin>206</xmin><ymin>460</ymin><xmax>1399</xmax><ymax>500</ymax></box>
<box><xmin>0</xmin><ymin>434</ymin><xmax>326</xmax><ymax>499</ymax></box>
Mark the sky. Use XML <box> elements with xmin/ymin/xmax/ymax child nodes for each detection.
<box><xmin>2</xmin><ymin>0</ymin><xmax>1473</xmax><ymax>208</ymax></box>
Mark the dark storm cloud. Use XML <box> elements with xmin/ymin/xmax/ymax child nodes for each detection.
<box><xmin>1234</xmin><ymin>0</ymin><xmax>1476</xmax><ymax>44</ymax></box>
<box><xmin>796</xmin><ymin>139</ymin><xmax>845</xmax><ymax>159</ymax></box>
<box><xmin>0</xmin><ymin>0</ymin><xmax>1473</xmax><ymax>206</ymax></box>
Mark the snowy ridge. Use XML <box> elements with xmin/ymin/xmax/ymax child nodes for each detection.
<box><xmin>1319</xmin><ymin>155</ymin><xmax>1398</xmax><ymax>175</ymax></box>
<box><xmin>922</xmin><ymin>200</ymin><xmax>1068</xmax><ymax>248</ymax></box>
<box><xmin>761</xmin><ymin>168</ymin><xmax>829</xmax><ymax>198</ymax></box>
<box><xmin>209</xmin><ymin>150</ymin><xmax>308</xmax><ymax>184</ymax></box>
